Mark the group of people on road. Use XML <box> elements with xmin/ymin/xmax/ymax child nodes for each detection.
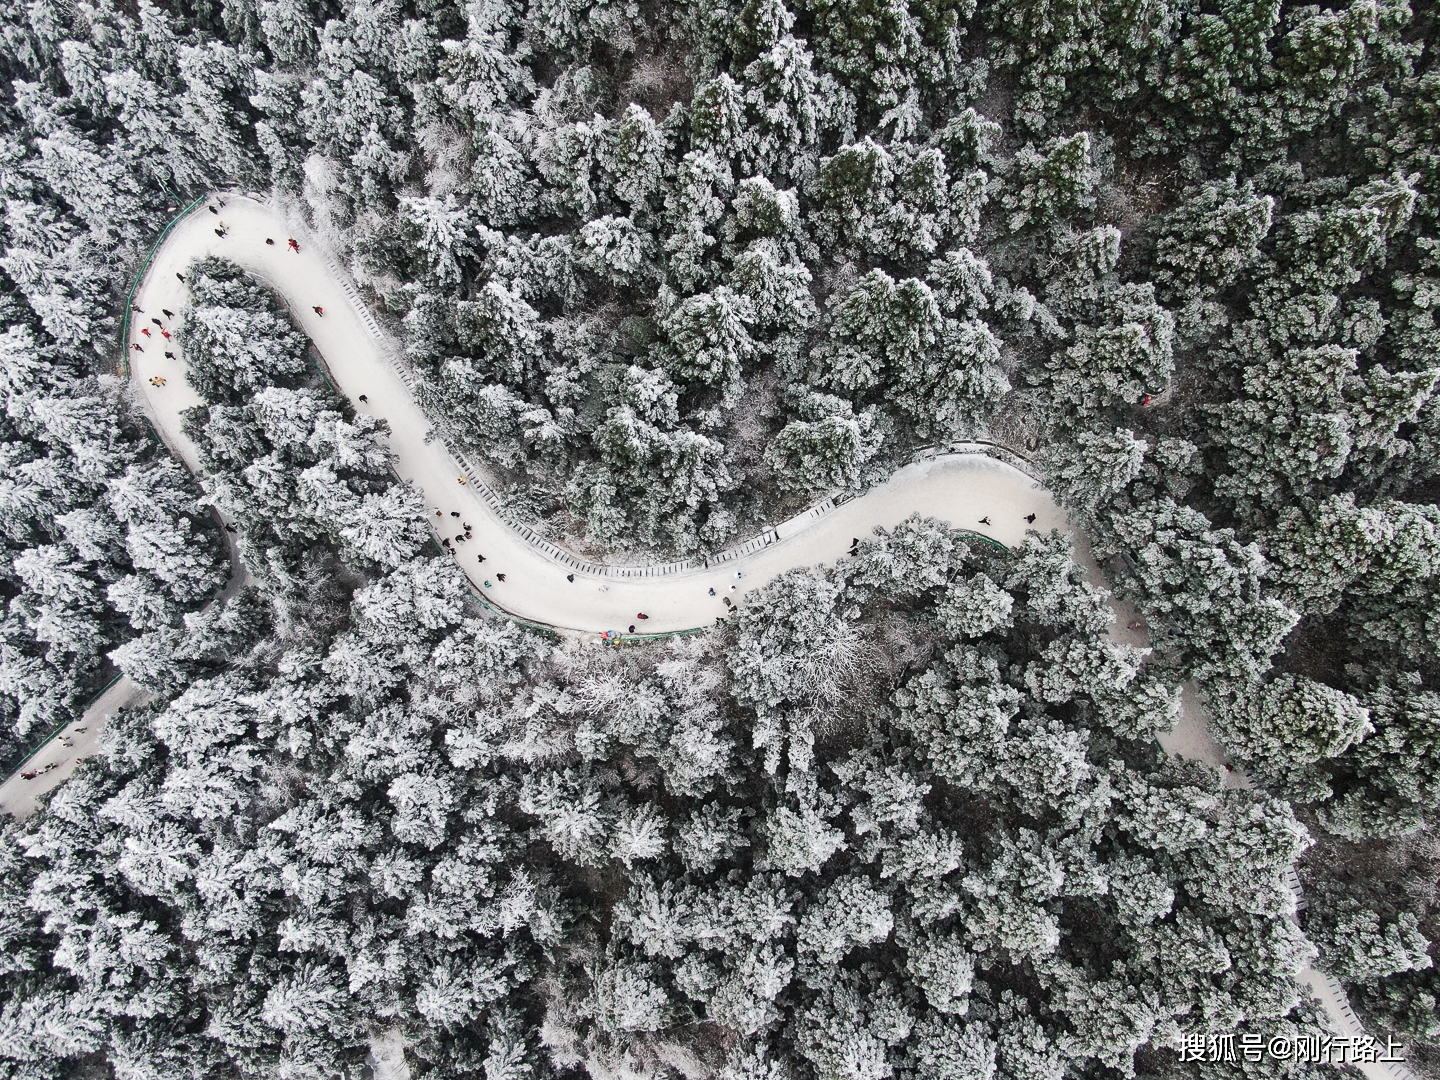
<box><xmin>131</xmin><ymin>304</ymin><xmax>175</xmax><ymax>362</ymax></box>
<box><xmin>427</xmin><ymin>495</ymin><xmax>753</xmax><ymax>638</ymax></box>
<box><xmin>134</xmin><ymin>208</ymin><xmax>318</xmax><ymax>391</ymax></box>
<box><xmin>435</xmin><ymin>507</ymin><xmax>508</xmax><ymax>589</ymax></box>
<box><xmin>211</xmin><ymin>199</ymin><xmax>307</xmax><ymax>259</ymax></box>
<box><xmin>16</xmin><ymin>723</ymin><xmax>83</xmax><ymax>781</ymax></box>
<box><xmin>436</xmin><ymin>511</ymin><xmax>474</xmax><ymax>552</ymax></box>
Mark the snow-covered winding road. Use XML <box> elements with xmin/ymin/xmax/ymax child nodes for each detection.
<box><xmin>0</xmin><ymin>196</ymin><xmax>1417</xmax><ymax>1080</ymax></box>
<box><xmin>123</xmin><ymin>197</ymin><xmax>1073</xmax><ymax>636</ymax></box>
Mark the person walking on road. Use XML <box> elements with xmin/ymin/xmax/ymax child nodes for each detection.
<box><xmin>288</xmin><ymin>238</ymin><xmax>300</xmax><ymax>252</ymax></box>
<box><xmin>131</xmin><ymin>304</ymin><xmax>144</xmax><ymax>314</ymax></box>
<box><xmin>266</xmin><ymin>238</ymin><xmax>275</xmax><ymax>245</ymax></box>
<box><xmin>313</xmin><ymin>306</ymin><xmax>324</xmax><ymax>315</ymax></box>
<box><xmin>636</xmin><ymin>612</ymin><xmax>649</xmax><ymax>620</ymax></box>
<box><xmin>151</xmin><ymin>318</ymin><xmax>163</xmax><ymax>327</ymax></box>
<box><xmin>1024</xmin><ymin>513</ymin><xmax>1036</xmax><ymax>523</ymax></box>
<box><xmin>358</xmin><ymin>394</ymin><xmax>368</xmax><ymax>403</ymax></box>
<box><xmin>162</xmin><ymin>308</ymin><xmax>174</xmax><ymax>318</ymax></box>
<box><xmin>496</xmin><ymin>573</ymin><xmax>506</xmax><ymax>582</ymax></box>
<box><xmin>131</xmin><ymin>343</ymin><xmax>143</xmax><ymax>352</ymax></box>
<box><xmin>567</xmin><ymin>574</ymin><xmax>574</xmax><ymax>582</ymax></box>
<box><xmin>978</xmin><ymin>516</ymin><xmax>992</xmax><ymax>526</ymax></box>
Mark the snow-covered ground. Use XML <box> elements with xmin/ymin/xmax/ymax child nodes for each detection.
<box><xmin>0</xmin><ymin>196</ymin><xmax>1417</xmax><ymax>1080</ymax></box>
<box><xmin>0</xmin><ymin>677</ymin><xmax>144</xmax><ymax>819</ymax></box>
<box><xmin>121</xmin><ymin>196</ymin><xmax>1075</xmax><ymax>635</ymax></box>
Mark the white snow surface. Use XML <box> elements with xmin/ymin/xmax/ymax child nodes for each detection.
<box><xmin>0</xmin><ymin>195</ymin><xmax>1417</xmax><ymax>1079</ymax></box>
<box><xmin>126</xmin><ymin>195</ymin><xmax>1075</xmax><ymax>635</ymax></box>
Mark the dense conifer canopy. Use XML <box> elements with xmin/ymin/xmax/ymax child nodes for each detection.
<box><xmin>0</xmin><ymin>0</ymin><xmax>1438</xmax><ymax>1075</ymax></box>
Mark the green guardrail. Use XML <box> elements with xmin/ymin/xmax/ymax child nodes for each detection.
<box><xmin>4</xmin><ymin>198</ymin><xmax>213</xmax><ymax>780</ymax></box>
<box><xmin>146</xmin><ymin>196</ymin><xmax>1023</xmax><ymax>648</ymax></box>
<box><xmin>118</xmin><ymin>194</ymin><xmax>210</xmax><ymax>377</ymax></box>
<box><xmin>959</xmin><ymin>531</ymin><xmax>1011</xmax><ymax>555</ymax></box>
<box><xmin>3</xmin><ymin>671</ymin><xmax>126</xmax><ymax>777</ymax></box>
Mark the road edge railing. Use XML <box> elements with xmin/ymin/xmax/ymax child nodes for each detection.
<box><xmin>118</xmin><ymin>195</ymin><xmax>211</xmax><ymax>379</ymax></box>
<box><xmin>304</xmin><ymin>226</ymin><xmax>1043</xmax><ymax>589</ymax></box>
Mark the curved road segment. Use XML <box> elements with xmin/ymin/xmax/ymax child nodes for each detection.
<box><xmin>125</xmin><ymin>196</ymin><xmax>1070</xmax><ymax>635</ymax></box>
<box><xmin>0</xmin><ymin>196</ymin><xmax>1416</xmax><ymax>1080</ymax></box>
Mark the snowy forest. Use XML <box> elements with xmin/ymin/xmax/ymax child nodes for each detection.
<box><xmin>2</xmin><ymin>0</ymin><xmax>1440</xmax><ymax>1076</ymax></box>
